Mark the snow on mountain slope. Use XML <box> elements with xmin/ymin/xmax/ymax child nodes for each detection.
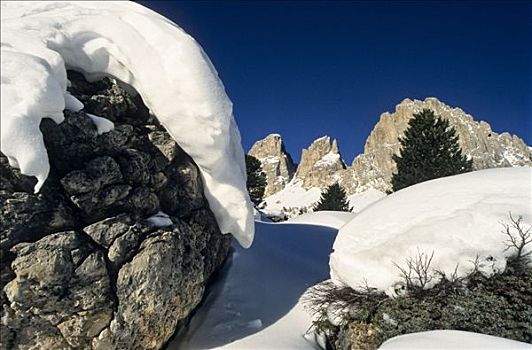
<box><xmin>330</xmin><ymin>167</ymin><xmax>532</xmax><ymax>294</ymax></box>
<box><xmin>170</xmin><ymin>221</ymin><xmax>338</xmax><ymax>349</ymax></box>
<box><xmin>0</xmin><ymin>1</ymin><xmax>253</xmax><ymax>247</ymax></box>
<box><xmin>379</xmin><ymin>330</ymin><xmax>530</xmax><ymax>350</ymax></box>
<box><xmin>263</xmin><ymin>180</ymin><xmax>385</xmax><ymax>219</ymax></box>
<box><xmin>288</xmin><ymin>211</ymin><xmax>356</xmax><ymax>229</ymax></box>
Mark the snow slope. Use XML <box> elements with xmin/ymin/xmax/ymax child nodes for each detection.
<box><xmin>0</xmin><ymin>1</ymin><xmax>253</xmax><ymax>247</ymax></box>
<box><xmin>263</xmin><ymin>181</ymin><xmax>385</xmax><ymax>219</ymax></box>
<box><xmin>379</xmin><ymin>330</ymin><xmax>531</xmax><ymax>349</ymax></box>
<box><xmin>331</xmin><ymin>167</ymin><xmax>532</xmax><ymax>293</ymax></box>
<box><xmin>288</xmin><ymin>211</ymin><xmax>356</xmax><ymax>229</ymax></box>
<box><xmin>170</xmin><ymin>221</ymin><xmax>338</xmax><ymax>349</ymax></box>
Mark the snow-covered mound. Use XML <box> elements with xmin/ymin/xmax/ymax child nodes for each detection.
<box><xmin>348</xmin><ymin>188</ymin><xmax>387</xmax><ymax>213</ymax></box>
<box><xmin>171</xmin><ymin>221</ymin><xmax>338</xmax><ymax>349</ymax></box>
<box><xmin>330</xmin><ymin>167</ymin><xmax>532</xmax><ymax>293</ymax></box>
<box><xmin>379</xmin><ymin>330</ymin><xmax>530</xmax><ymax>350</ymax></box>
<box><xmin>263</xmin><ymin>181</ymin><xmax>385</xmax><ymax>219</ymax></box>
<box><xmin>288</xmin><ymin>211</ymin><xmax>355</xmax><ymax>229</ymax></box>
<box><xmin>0</xmin><ymin>1</ymin><xmax>253</xmax><ymax>247</ymax></box>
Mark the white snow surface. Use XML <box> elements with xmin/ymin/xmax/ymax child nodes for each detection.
<box><xmin>146</xmin><ymin>211</ymin><xmax>173</xmax><ymax>227</ymax></box>
<box><xmin>0</xmin><ymin>1</ymin><xmax>254</xmax><ymax>247</ymax></box>
<box><xmin>170</xmin><ymin>221</ymin><xmax>338</xmax><ymax>349</ymax></box>
<box><xmin>87</xmin><ymin>114</ymin><xmax>114</xmax><ymax>135</ymax></box>
<box><xmin>315</xmin><ymin>152</ymin><xmax>341</xmax><ymax>167</ymax></box>
<box><xmin>288</xmin><ymin>211</ymin><xmax>356</xmax><ymax>229</ymax></box>
<box><xmin>331</xmin><ymin>167</ymin><xmax>532</xmax><ymax>293</ymax></box>
<box><xmin>348</xmin><ymin>188</ymin><xmax>387</xmax><ymax>213</ymax></box>
<box><xmin>379</xmin><ymin>330</ymin><xmax>531</xmax><ymax>349</ymax></box>
<box><xmin>263</xmin><ymin>181</ymin><xmax>385</xmax><ymax>219</ymax></box>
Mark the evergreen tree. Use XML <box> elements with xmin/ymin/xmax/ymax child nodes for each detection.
<box><xmin>391</xmin><ymin>109</ymin><xmax>473</xmax><ymax>192</ymax></box>
<box><xmin>314</xmin><ymin>183</ymin><xmax>352</xmax><ymax>212</ymax></box>
<box><xmin>245</xmin><ymin>154</ymin><xmax>267</xmax><ymax>206</ymax></box>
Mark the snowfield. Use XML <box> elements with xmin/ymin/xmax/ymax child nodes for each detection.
<box><xmin>288</xmin><ymin>211</ymin><xmax>356</xmax><ymax>229</ymax></box>
<box><xmin>170</xmin><ymin>220</ymin><xmax>338</xmax><ymax>349</ymax></box>
<box><xmin>330</xmin><ymin>167</ymin><xmax>532</xmax><ymax>294</ymax></box>
<box><xmin>171</xmin><ymin>209</ymin><xmax>531</xmax><ymax>349</ymax></box>
<box><xmin>379</xmin><ymin>330</ymin><xmax>531</xmax><ymax>349</ymax></box>
<box><xmin>0</xmin><ymin>1</ymin><xmax>254</xmax><ymax>247</ymax></box>
<box><xmin>262</xmin><ymin>180</ymin><xmax>385</xmax><ymax>219</ymax></box>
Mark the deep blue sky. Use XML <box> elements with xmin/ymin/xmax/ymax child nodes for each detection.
<box><xmin>139</xmin><ymin>1</ymin><xmax>531</xmax><ymax>163</ymax></box>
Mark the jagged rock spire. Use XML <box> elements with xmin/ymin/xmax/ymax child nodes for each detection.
<box><xmin>294</xmin><ymin>136</ymin><xmax>346</xmax><ymax>189</ymax></box>
<box><xmin>248</xmin><ymin>134</ymin><xmax>296</xmax><ymax>196</ymax></box>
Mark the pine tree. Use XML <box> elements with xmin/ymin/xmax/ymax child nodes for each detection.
<box><xmin>313</xmin><ymin>183</ymin><xmax>352</xmax><ymax>212</ymax></box>
<box><xmin>391</xmin><ymin>109</ymin><xmax>473</xmax><ymax>192</ymax></box>
<box><xmin>245</xmin><ymin>154</ymin><xmax>267</xmax><ymax>206</ymax></box>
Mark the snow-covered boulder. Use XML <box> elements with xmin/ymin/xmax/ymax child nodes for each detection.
<box><xmin>379</xmin><ymin>330</ymin><xmax>531</xmax><ymax>350</ymax></box>
<box><xmin>1</xmin><ymin>70</ymin><xmax>232</xmax><ymax>350</ymax></box>
<box><xmin>330</xmin><ymin>167</ymin><xmax>532</xmax><ymax>293</ymax></box>
<box><xmin>0</xmin><ymin>0</ymin><xmax>253</xmax><ymax>247</ymax></box>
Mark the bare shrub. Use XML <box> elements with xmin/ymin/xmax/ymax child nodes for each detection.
<box><xmin>502</xmin><ymin>213</ymin><xmax>532</xmax><ymax>267</ymax></box>
<box><xmin>393</xmin><ymin>249</ymin><xmax>435</xmax><ymax>293</ymax></box>
<box><xmin>303</xmin><ymin>281</ymin><xmax>387</xmax><ymax>349</ymax></box>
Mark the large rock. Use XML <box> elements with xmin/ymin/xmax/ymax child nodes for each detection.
<box><xmin>0</xmin><ymin>72</ymin><xmax>231</xmax><ymax>350</ymax></box>
<box><xmin>248</xmin><ymin>134</ymin><xmax>296</xmax><ymax>196</ymax></box>
<box><xmin>347</xmin><ymin>98</ymin><xmax>532</xmax><ymax>193</ymax></box>
<box><xmin>294</xmin><ymin>136</ymin><xmax>346</xmax><ymax>189</ymax></box>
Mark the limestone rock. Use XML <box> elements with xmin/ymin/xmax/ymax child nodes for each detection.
<box><xmin>348</xmin><ymin>98</ymin><xmax>532</xmax><ymax>193</ymax></box>
<box><xmin>248</xmin><ymin>134</ymin><xmax>296</xmax><ymax>196</ymax></box>
<box><xmin>295</xmin><ymin>136</ymin><xmax>346</xmax><ymax>189</ymax></box>
<box><xmin>1</xmin><ymin>72</ymin><xmax>231</xmax><ymax>350</ymax></box>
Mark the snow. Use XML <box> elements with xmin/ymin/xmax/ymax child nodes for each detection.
<box><xmin>315</xmin><ymin>152</ymin><xmax>341</xmax><ymax>167</ymax></box>
<box><xmin>146</xmin><ymin>211</ymin><xmax>173</xmax><ymax>227</ymax></box>
<box><xmin>330</xmin><ymin>167</ymin><xmax>532</xmax><ymax>294</ymax></box>
<box><xmin>347</xmin><ymin>188</ymin><xmax>387</xmax><ymax>213</ymax></box>
<box><xmin>169</xmin><ymin>221</ymin><xmax>338</xmax><ymax>349</ymax></box>
<box><xmin>262</xmin><ymin>181</ymin><xmax>322</xmax><ymax>218</ymax></box>
<box><xmin>87</xmin><ymin>114</ymin><xmax>114</xmax><ymax>135</ymax></box>
<box><xmin>378</xmin><ymin>330</ymin><xmax>531</xmax><ymax>349</ymax></box>
<box><xmin>263</xmin><ymin>180</ymin><xmax>385</xmax><ymax>219</ymax></box>
<box><xmin>288</xmin><ymin>211</ymin><xmax>355</xmax><ymax>229</ymax></box>
<box><xmin>253</xmin><ymin>208</ymin><xmax>272</xmax><ymax>222</ymax></box>
<box><xmin>0</xmin><ymin>1</ymin><xmax>253</xmax><ymax>247</ymax></box>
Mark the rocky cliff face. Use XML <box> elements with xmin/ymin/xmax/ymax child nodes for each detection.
<box><xmin>348</xmin><ymin>97</ymin><xmax>532</xmax><ymax>193</ymax></box>
<box><xmin>0</xmin><ymin>72</ymin><xmax>231</xmax><ymax>350</ymax></box>
<box><xmin>248</xmin><ymin>134</ymin><xmax>296</xmax><ymax>196</ymax></box>
<box><xmin>294</xmin><ymin>136</ymin><xmax>346</xmax><ymax>189</ymax></box>
<box><xmin>252</xmin><ymin>98</ymin><xmax>531</xmax><ymax>200</ymax></box>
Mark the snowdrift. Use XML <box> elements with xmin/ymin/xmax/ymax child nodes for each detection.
<box><xmin>330</xmin><ymin>167</ymin><xmax>532</xmax><ymax>293</ymax></box>
<box><xmin>378</xmin><ymin>330</ymin><xmax>530</xmax><ymax>350</ymax></box>
<box><xmin>288</xmin><ymin>211</ymin><xmax>355</xmax><ymax>229</ymax></box>
<box><xmin>0</xmin><ymin>1</ymin><xmax>253</xmax><ymax>247</ymax></box>
<box><xmin>172</xmin><ymin>221</ymin><xmax>337</xmax><ymax>349</ymax></box>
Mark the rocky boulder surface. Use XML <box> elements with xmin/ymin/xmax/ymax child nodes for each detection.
<box><xmin>248</xmin><ymin>134</ymin><xmax>296</xmax><ymax>196</ymax></box>
<box><xmin>0</xmin><ymin>72</ymin><xmax>231</xmax><ymax>350</ymax></box>
<box><xmin>347</xmin><ymin>97</ymin><xmax>532</xmax><ymax>193</ymax></box>
<box><xmin>294</xmin><ymin>136</ymin><xmax>346</xmax><ymax>189</ymax></box>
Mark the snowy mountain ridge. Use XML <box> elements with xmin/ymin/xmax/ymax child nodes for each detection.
<box><xmin>252</xmin><ymin>97</ymin><xmax>532</xmax><ymax>216</ymax></box>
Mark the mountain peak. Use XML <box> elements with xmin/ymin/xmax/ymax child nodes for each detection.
<box><xmin>248</xmin><ymin>134</ymin><xmax>296</xmax><ymax>196</ymax></box>
<box><xmin>351</xmin><ymin>98</ymin><xmax>532</xmax><ymax>193</ymax></box>
<box><xmin>294</xmin><ymin>136</ymin><xmax>346</xmax><ymax>189</ymax></box>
